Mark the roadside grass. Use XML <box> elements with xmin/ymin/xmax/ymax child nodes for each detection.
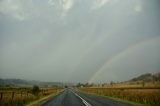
<box><xmin>100</xmin><ymin>82</ymin><xmax>160</xmax><ymax>89</ymax></box>
<box><xmin>79</xmin><ymin>88</ymin><xmax>160</xmax><ymax>106</ymax></box>
<box><xmin>82</xmin><ymin>91</ymin><xmax>149</xmax><ymax>106</ymax></box>
<box><xmin>0</xmin><ymin>87</ymin><xmax>64</xmax><ymax>106</ymax></box>
<box><xmin>26</xmin><ymin>90</ymin><xmax>63</xmax><ymax>106</ymax></box>
<box><xmin>101</xmin><ymin>95</ymin><xmax>149</xmax><ymax>106</ymax></box>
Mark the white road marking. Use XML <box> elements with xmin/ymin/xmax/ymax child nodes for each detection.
<box><xmin>70</xmin><ymin>89</ymin><xmax>92</xmax><ymax>106</ymax></box>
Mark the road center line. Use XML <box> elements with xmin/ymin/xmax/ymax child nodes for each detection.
<box><xmin>70</xmin><ymin>89</ymin><xmax>92</xmax><ymax>106</ymax></box>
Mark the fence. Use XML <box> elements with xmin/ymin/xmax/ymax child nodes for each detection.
<box><xmin>0</xmin><ymin>88</ymin><xmax>62</xmax><ymax>106</ymax></box>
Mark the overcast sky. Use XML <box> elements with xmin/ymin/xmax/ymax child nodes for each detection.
<box><xmin>0</xmin><ymin>0</ymin><xmax>160</xmax><ymax>83</ymax></box>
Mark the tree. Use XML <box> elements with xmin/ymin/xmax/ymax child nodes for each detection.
<box><xmin>76</xmin><ymin>83</ymin><xmax>82</xmax><ymax>87</ymax></box>
<box><xmin>31</xmin><ymin>85</ymin><xmax>40</xmax><ymax>95</ymax></box>
<box><xmin>110</xmin><ymin>81</ymin><xmax>114</xmax><ymax>86</ymax></box>
<box><xmin>64</xmin><ymin>85</ymin><xmax>68</xmax><ymax>88</ymax></box>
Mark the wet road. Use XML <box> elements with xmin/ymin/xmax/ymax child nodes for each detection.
<box><xmin>41</xmin><ymin>88</ymin><xmax>134</xmax><ymax>106</ymax></box>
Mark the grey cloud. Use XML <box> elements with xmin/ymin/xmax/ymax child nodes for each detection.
<box><xmin>0</xmin><ymin>0</ymin><xmax>160</xmax><ymax>83</ymax></box>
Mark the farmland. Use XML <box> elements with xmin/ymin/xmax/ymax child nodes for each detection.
<box><xmin>79</xmin><ymin>82</ymin><xmax>160</xmax><ymax>106</ymax></box>
<box><xmin>0</xmin><ymin>86</ymin><xmax>63</xmax><ymax>106</ymax></box>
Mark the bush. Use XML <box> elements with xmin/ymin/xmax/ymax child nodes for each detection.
<box><xmin>31</xmin><ymin>85</ymin><xmax>40</xmax><ymax>95</ymax></box>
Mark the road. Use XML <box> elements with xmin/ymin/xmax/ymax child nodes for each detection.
<box><xmin>41</xmin><ymin>88</ymin><xmax>134</xmax><ymax>106</ymax></box>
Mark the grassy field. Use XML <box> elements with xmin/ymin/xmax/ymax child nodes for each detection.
<box><xmin>79</xmin><ymin>82</ymin><xmax>160</xmax><ymax>106</ymax></box>
<box><xmin>0</xmin><ymin>86</ymin><xmax>63</xmax><ymax>106</ymax></box>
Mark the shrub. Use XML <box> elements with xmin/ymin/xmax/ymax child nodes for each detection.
<box><xmin>31</xmin><ymin>85</ymin><xmax>40</xmax><ymax>95</ymax></box>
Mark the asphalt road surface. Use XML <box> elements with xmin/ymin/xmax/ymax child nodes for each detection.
<box><xmin>41</xmin><ymin>88</ymin><xmax>134</xmax><ymax>106</ymax></box>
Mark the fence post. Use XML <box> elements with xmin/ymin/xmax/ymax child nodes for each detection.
<box><xmin>21</xmin><ymin>91</ymin><xmax>22</xmax><ymax>97</ymax></box>
<box><xmin>0</xmin><ymin>92</ymin><xmax>2</xmax><ymax>100</ymax></box>
<box><xmin>27</xmin><ymin>91</ymin><xmax>28</xmax><ymax>96</ymax></box>
<box><xmin>12</xmin><ymin>92</ymin><xmax>15</xmax><ymax>100</ymax></box>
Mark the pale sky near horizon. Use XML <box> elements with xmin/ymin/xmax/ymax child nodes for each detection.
<box><xmin>0</xmin><ymin>0</ymin><xmax>160</xmax><ymax>83</ymax></box>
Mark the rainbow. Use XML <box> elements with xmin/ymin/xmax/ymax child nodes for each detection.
<box><xmin>88</xmin><ymin>36</ymin><xmax>160</xmax><ymax>83</ymax></box>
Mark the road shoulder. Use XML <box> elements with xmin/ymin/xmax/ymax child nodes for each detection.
<box><xmin>26</xmin><ymin>91</ymin><xmax>63</xmax><ymax>106</ymax></box>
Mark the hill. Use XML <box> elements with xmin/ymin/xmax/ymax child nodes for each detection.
<box><xmin>129</xmin><ymin>72</ymin><xmax>160</xmax><ymax>82</ymax></box>
<box><xmin>0</xmin><ymin>78</ymin><xmax>65</xmax><ymax>87</ymax></box>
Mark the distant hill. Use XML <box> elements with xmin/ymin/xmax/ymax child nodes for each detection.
<box><xmin>129</xmin><ymin>72</ymin><xmax>160</xmax><ymax>82</ymax></box>
<box><xmin>0</xmin><ymin>78</ymin><xmax>67</xmax><ymax>87</ymax></box>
